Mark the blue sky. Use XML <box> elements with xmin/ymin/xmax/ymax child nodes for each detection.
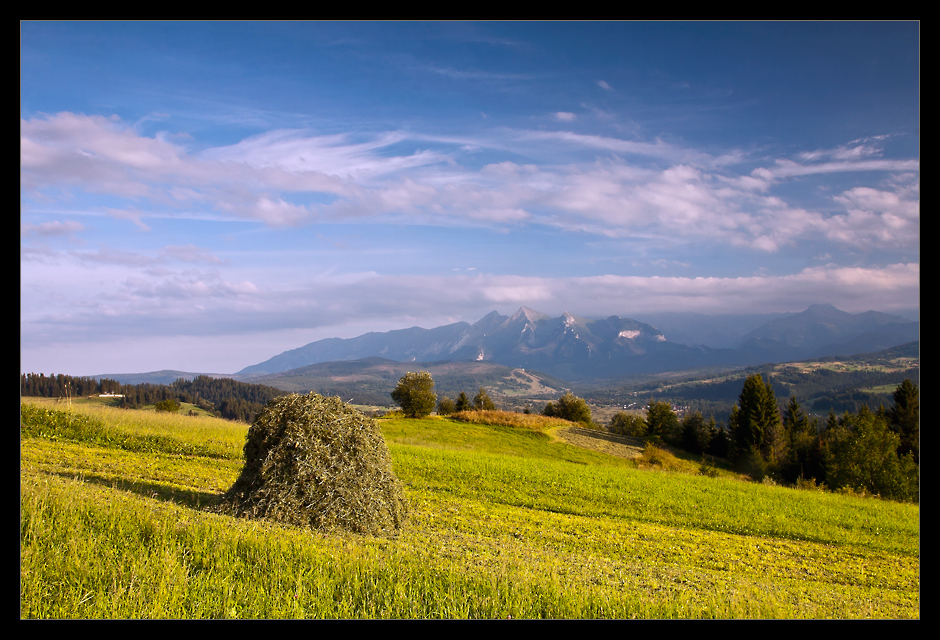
<box><xmin>21</xmin><ymin>22</ymin><xmax>919</xmax><ymax>375</ymax></box>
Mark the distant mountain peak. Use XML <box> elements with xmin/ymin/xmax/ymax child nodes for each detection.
<box><xmin>510</xmin><ymin>306</ymin><xmax>551</xmax><ymax>324</ymax></box>
<box><xmin>236</xmin><ymin>303</ymin><xmax>917</xmax><ymax>381</ymax></box>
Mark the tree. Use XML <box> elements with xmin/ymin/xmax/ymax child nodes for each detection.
<box><xmin>707</xmin><ymin>419</ymin><xmax>730</xmax><ymax>459</ymax></box>
<box><xmin>472</xmin><ymin>387</ymin><xmax>496</xmax><ymax>411</ymax></box>
<box><xmin>390</xmin><ymin>371</ymin><xmax>437</xmax><ymax>418</ymax></box>
<box><xmin>609</xmin><ymin>412</ymin><xmax>647</xmax><ymax>437</ymax></box>
<box><xmin>729</xmin><ymin>374</ymin><xmax>781</xmax><ymax>466</ymax></box>
<box><xmin>646</xmin><ymin>399</ymin><xmax>678</xmax><ymax>442</ymax></box>
<box><xmin>436</xmin><ymin>396</ymin><xmax>456</xmax><ymax>415</ymax></box>
<box><xmin>782</xmin><ymin>395</ymin><xmax>823</xmax><ymax>484</ymax></box>
<box><xmin>680</xmin><ymin>411</ymin><xmax>711</xmax><ymax>454</ymax></box>
<box><xmin>544</xmin><ymin>392</ymin><xmax>593</xmax><ymax>425</ymax></box>
<box><xmin>454</xmin><ymin>391</ymin><xmax>472</xmax><ymax>413</ymax></box>
<box><xmin>782</xmin><ymin>395</ymin><xmax>809</xmax><ymax>435</ymax></box>
<box><xmin>825</xmin><ymin>407</ymin><xmax>918</xmax><ymax>501</ymax></box>
<box><xmin>889</xmin><ymin>379</ymin><xmax>919</xmax><ymax>463</ymax></box>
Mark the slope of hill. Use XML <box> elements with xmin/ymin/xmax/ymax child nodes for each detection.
<box><xmin>21</xmin><ymin>398</ymin><xmax>920</xmax><ymax>618</ymax></box>
<box><xmin>583</xmin><ymin>342</ymin><xmax>919</xmax><ymax>418</ymax></box>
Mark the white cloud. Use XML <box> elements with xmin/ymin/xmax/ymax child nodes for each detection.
<box><xmin>22</xmin><ymin>262</ymin><xmax>919</xmax><ymax>353</ymax></box>
<box><xmin>768</xmin><ymin>157</ymin><xmax>919</xmax><ymax>179</ymax></box>
<box><xmin>827</xmin><ymin>186</ymin><xmax>920</xmax><ymax>248</ymax></box>
<box><xmin>553</xmin><ymin>112</ymin><xmax>577</xmax><ymax>122</ymax></box>
<box><xmin>21</xmin><ymin>114</ymin><xmax>920</xmax><ymax>253</ymax></box>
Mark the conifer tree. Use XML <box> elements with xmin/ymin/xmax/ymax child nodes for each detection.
<box><xmin>729</xmin><ymin>374</ymin><xmax>782</xmax><ymax>468</ymax></box>
<box><xmin>454</xmin><ymin>391</ymin><xmax>472</xmax><ymax>412</ymax></box>
<box><xmin>889</xmin><ymin>379</ymin><xmax>919</xmax><ymax>463</ymax></box>
<box><xmin>646</xmin><ymin>399</ymin><xmax>678</xmax><ymax>442</ymax></box>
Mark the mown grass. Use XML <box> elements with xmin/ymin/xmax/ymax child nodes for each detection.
<box><xmin>20</xmin><ymin>398</ymin><xmax>919</xmax><ymax>619</ymax></box>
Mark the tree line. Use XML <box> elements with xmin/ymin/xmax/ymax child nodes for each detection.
<box><xmin>608</xmin><ymin>375</ymin><xmax>919</xmax><ymax>502</ymax></box>
<box><xmin>20</xmin><ymin>373</ymin><xmax>286</xmax><ymax>423</ymax></box>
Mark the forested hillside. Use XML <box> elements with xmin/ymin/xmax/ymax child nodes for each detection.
<box><xmin>584</xmin><ymin>342</ymin><xmax>918</xmax><ymax>417</ymax></box>
<box><xmin>20</xmin><ymin>373</ymin><xmax>286</xmax><ymax>423</ymax></box>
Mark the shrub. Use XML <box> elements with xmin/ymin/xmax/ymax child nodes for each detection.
<box><xmin>636</xmin><ymin>442</ymin><xmax>682</xmax><ymax>472</ymax></box>
<box><xmin>698</xmin><ymin>456</ymin><xmax>720</xmax><ymax>478</ymax></box>
<box><xmin>795</xmin><ymin>476</ymin><xmax>827</xmax><ymax>492</ymax></box>
<box><xmin>214</xmin><ymin>393</ymin><xmax>408</xmax><ymax>536</ymax></box>
<box><xmin>154</xmin><ymin>399</ymin><xmax>181</xmax><ymax>413</ymax></box>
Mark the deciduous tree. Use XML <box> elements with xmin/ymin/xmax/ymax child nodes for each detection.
<box><xmin>609</xmin><ymin>412</ymin><xmax>647</xmax><ymax>437</ymax></box>
<box><xmin>436</xmin><ymin>396</ymin><xmax>456</xmax><ymax>415</ymax></box>
<box><xmin>390</xmin><ymin>371</ymin><xmax>437</xmax><ymax>418</ymax></box>
<box><xmin>472</xmin><ymin>387</ymin><xmax>496</xmax><ymax>411</ymax></box>
<box><xmin>544</xmin><ymin>392</ymin><xmax>593</xmax><ymax>425</ymax></box>
<box><xmin>825</xmin><ymin>406</ymin><xmax>918</xmax><ymax>501</ymax></box>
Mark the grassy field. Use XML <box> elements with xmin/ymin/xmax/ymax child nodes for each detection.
<box><xmin>20</xmin><ymin>397</ymin><xmax>919</xmax><ymax>619</ymax></box>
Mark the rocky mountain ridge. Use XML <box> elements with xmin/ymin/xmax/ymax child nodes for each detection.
<box><xmin>235</xmin><ymin>304</ymin><xmax>916</xmax><ymax>381</ymax></box>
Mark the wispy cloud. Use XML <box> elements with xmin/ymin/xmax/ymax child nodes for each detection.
<box><xmin>21</xmin><ymin>220</ymin><xmax>85</xmax><ymax>237</ymax></box>
<box><xmin>21</xmin><ymin>113</ymin><xmax>920</xmax><ymax>252</ymax></box>
<box><xmin>424</xmin><ymin>65</ymin><xmax>535</xmax><ymax>81</ymax></box>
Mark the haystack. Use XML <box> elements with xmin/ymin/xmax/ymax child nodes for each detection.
<box><xmin>215</xmin><ymin>392</ymin><xmax>407</xmax><ymax>536</ymax></box>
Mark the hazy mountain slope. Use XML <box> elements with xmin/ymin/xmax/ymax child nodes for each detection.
<box><xmin>246</xmin><ymin>357</ymin><xmax>569</xmax><ymax>407</ymax></box>
<box><xmin>236</xmin><ymin>305</ymin><xmax>918</xmax><ymax>382</ymax></box>
<box><xmin>737</xmin><ymin>304</ymin><xmax>918</xmax><ymax>360</ymax></box>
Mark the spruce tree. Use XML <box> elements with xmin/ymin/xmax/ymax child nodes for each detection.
<box><xmin>454</xmin><ymin>391</ymin><xmax>471</xmax><ymax>412</ymax></box>
<box><xmin>889</xmin><ymin>379</ymin><xmax>919</xmax><ymax>463</ymax></box>
<box><xmin>729</xmin><ymin>374</ymin><xmax>782</xmax><ymax>469</ymax></box>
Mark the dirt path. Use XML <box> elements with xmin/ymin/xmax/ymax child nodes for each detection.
<box><xmin>549</xmin><ymin>426</ymin><xmax>646</xmax><ymax>460</ymax></box>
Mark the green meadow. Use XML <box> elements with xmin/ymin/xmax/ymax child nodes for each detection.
<box><xmin>20</xmin><ymin>397</ymin><xmax>919</xmax><ymax>619</ymax></box>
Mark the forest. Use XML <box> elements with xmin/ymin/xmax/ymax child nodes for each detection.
<box><xmin>19</xmin><ymin>373</ymin><xmax>286</xmax><ymax>423</ymax></box>
<box><xmin>608</xmin><ymin>375</ymin><xmax>919</xmax><ymax>502</ymax></box>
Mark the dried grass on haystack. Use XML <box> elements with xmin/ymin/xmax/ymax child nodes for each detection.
<box><xmin>214</xmin><ymin>393</ymin><xmax>407</xmax><ymax>536</ymax></box>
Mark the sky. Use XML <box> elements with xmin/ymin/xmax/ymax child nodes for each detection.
<box><xmin>21</xmin><ymin>21</ymin><xmax>920</xmax><ymax>376</ymax></box>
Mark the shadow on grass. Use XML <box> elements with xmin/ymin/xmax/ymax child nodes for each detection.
<box><xmin>564</xmin><ymin>427</ymin><xmax>646</xmax><ymax>448</ymax></box>
<box><xmin>47</xmin><ymin>469</ymin><xmax>222</xmax><ymax>510</ymax></box>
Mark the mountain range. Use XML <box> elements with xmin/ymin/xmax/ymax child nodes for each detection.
<box><xmin>236</xmin><ymin>304</ymin><xmax>918</xmax><ymax>382</ymax></box>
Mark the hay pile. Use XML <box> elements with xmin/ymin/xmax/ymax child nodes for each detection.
<box><xmin>215</xmin><ymin>392</ymin><xmax>407</xmax><ymax>536</ymax></box>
